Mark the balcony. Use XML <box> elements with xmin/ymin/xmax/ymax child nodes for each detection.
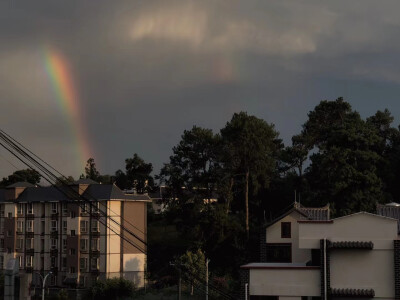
<box><xmin>26</xmin><ymin>232</ymin><xmax>34</xmax><ymax>238</ymax></box>
<box><xmin>91</xmin><ymin>250</ymin><xmax>100</xmax><ymax>257</ymax></box>
<box><xmin>26</xmin><ymin>213</ymin><xmax>34</xmax><ymax>220</ymax></box>
<box><xmin>91</xmin><ymin>231</ymin><xmax>100</xmax><ymax>238</ymax></box>
<box><xmin>50</xmin><ymin>231</ymin><xmax>58</xmax><ymax>238</ymax></box>
<box><xmin>50</xmin><ymin>249</ymin><xmax>58</xmax><ymax>257</ymax></box>
<box><xmin>51</xmin><ymin>213</ymin><xmax>59</xmax><ymax>220</ymax></box>
<box><xmin>26</xmin><ymin>248</ymin><xmax>34</xmax><ymax>255</ymax></box>
<box><xmin>25</xmin><ymin>266</ymin><xmax>33</xmax><ymax>273</ymax></box>
<box><xmin>91</xmin><ymin>268</ymin><xmax>100</xmax><ymax>276</ymax></box>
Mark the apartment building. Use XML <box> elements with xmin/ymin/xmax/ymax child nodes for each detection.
<box><xmin>241</xmin><ymin>203</ymin><xmax>400</xmax><ymax>300</ymax></box>
<box><xmin>0</xmin><ymin>179</ymin><xmax>150</xmax><ymax>297</ymax></box>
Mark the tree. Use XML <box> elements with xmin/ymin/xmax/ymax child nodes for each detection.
<box><xmin>300</xmin><ymin>98</ymin><xmax>384</xmax><ymax>215</ymax></box>
<box><xmin>114</xmin><ymin>169</ymin><xmax>128</xmax><ymax>190</ymax></box>
<box><xmin>220</xmin><ymin>112</ymin><xmax>282</xmax><ymax>237</ymax></box>
<box><xmin>160</xmin><ymin>126</ymin><xmax>220</xmax><ymax>205</ymax></box>
<box><xmin>0</xmin><ymin>169</ymin><xmax>41</xmax><ymax>187</ymax></box>
<box><xmin>125</xmin><ymin>153</ymin><xmax>154</xmax><ymax>193</ymax></box>
<box><xmin>84</xmin><ymin>158</ymin><xmax>100</xmax><ymax>181</ymax></box>
<box><xmin>177</xmin><ymin>249</ymin><xmax>206</xmax><ymax>296</ymax></box>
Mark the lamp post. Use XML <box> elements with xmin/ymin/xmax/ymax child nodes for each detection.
<box><xmin>36</xmin><ymin>271</ymin><xmax>53</xmax><ymax>300</ymax></box>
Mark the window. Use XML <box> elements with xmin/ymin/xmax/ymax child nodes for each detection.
<box><xmin>16</xmin><ymin>238</ymin><xmax>23</xmax><ymax>250</ymax></box>
<box><xmin>27</xmin><ymin>220</ymin><xmax>33</xmax><ymax>232</ymax></box>
<box><xmin>80</xmin><ymin>239</ymin><xmax>88</xmax><ymax>251</ymax></box>
<box><xmin>50</xmin><ymin>275</ymin><xmax>57</xmax><ymax>286</ymax></box>
<box><xmin>62</xmin><ymin>203</ymin><xmax>68</xmax><ymax>215</ymax></box>
<box><xmin>0</xmin><ymin>238</ymin><xmax>4</xmax><ymax>251</ymax></box>
<box><xmin>41</xmin><ymin>220</ymin><xmax>45</xmax><ymax>234</ymax></box>
<box><xmin>80</xmin><ymin>257</ymin><xmax>87</xmax><ymax>271</ymax></box>
<box><xmin>51</xmin><ymin>220</ymin><xmax>58</xmax><ymax>232</ymax></box>
<box><xmin>7</xmin><ymin>212</ymin><xmax>12</xmax><ymax>218</ymax></box>
<box><xmin>51</xmin><ymin>256</ymin><xmax>57</xmax><ymax>268</ymax></box>
<box><xmin>79</xmin><ymin>275</ymin><xmax>86</xmax><ymax>287</ymax></box>
<box><xmin>26</xmin><ymin>238</ymin><xmax>33</xmax><ymax>250</ymax></box>
<box><xmin>91</xmin><ymin>257</ymin><xmax>99</xmax><ymax>270</ymax></box>
<box><xmin>6</xmin><ymin>230</ymin><xmax>11</xmax><ymax>237</ymax></box>
<box><xmin>71</xmin><ymin>230</ymin><xmax>75</xmax><ymax>237</ymax></box>
<box><xmin>41</xmin><ymin>203</ymin><xmax>46</xmax><ymax>216</ymax></box>
<box><xmin>41</xmin><ymin>239</ymin><xmax>45</xmax><ymax>251</ymax></box>
<box><xmin>0</xmin><ymin>219</ymin><xmax>4</xmax><ymax>234</ymax></box>
<box><xmin>63</xmin><ymin>221</ymin><xmax>67</xmax><ymax>234</ymax></box>
<box><xmin>70</xmin><ymin>267</ymin><xmax>76</xmax><ymax>274</ymax></box>
<box><xmin>92</xmin><ymin>201</ymin><xmax>99</xmax><ymax>213</ymax></box>
<box><xmin>0</xmin><ymin>204</ymin><xmax>4</xmax><ymax>217</ymax></box>
<box><xmin>281</xmin><ymin>222</ymin><xmax>291</xmax><ymax>238</ymax></box>
<box><xmin>18</xmin><ymin>256</ymin><xmax>22</xmax><ymax>268</ymax></box>
<box><xmin>0</xmin><ymin>255</ymin><xmax>3</xmax><ymax>269</ymax></box>
<box><xmin>91</xmin><ymin>220</ymin><xmax>99</xmax><ymax>232</ymax></box>
<box><xmin>91</xmin><ymin>238</ymin><xmax>100</xmax><ymax>251</ymax></box>
<box><xmin>26</xmin><ymin>256</ymin><xmax>33</xmax><ymax>267</ymax></box>
<box><xmin>17</xmin><ymin>203</ymin><xmax>23</xmax><ymax>215</ymax></box>
<box><xmin>27</xmin><ymin>203</ymin><xmax>33</xmax><ymax>214</ymax></box>
<box><xmin>266</xmin><ymin>243</ymin><xmax>292</xmax><ymax>263</ymax></box>
<box><xmin>16</xmin><ymin>221</ymin><xmax>23</xmax><ymax>233</ymax></box>
<box><xmin>62</xmin><ymin>257</ymin><xmax>67</xmax><ymax>269</ymax></box>
<box><xmin>81</xmin><ymin>203</ymin><xmax>89</xmax><ymax>215</ymax></box>
<box><xmin>51</xmin><ymin>202</ymin><xmax>58</xmax><ymax>214</ymax></box>
<box><xmin>80</xmin><ymin>220</ymin><xmax>88</xmax><ymax>233</ymax></box>
<box><xmin>51</xmin><ymin>238</ymin><xmax>57</xmax><ymax>249</ymax></box>
<box><xmin>63</xmin><ymin>239</ymin><xmax>67</xmax><ymax>252</ymax></box>
<box><xmin>70</xmin><ymin>248</ymin><xmax>76</xmax><ymax>255</ymax></box>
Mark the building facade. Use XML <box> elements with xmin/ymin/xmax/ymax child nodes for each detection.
<box><xmin>242</xmin><ymin>203</ymin><xmax>400</xmax><ymax>300</ymax></box>
<box><xmin>0</xmin><ymin>180</ymin><xmax>150</xmax><ymax>297</ymax></box>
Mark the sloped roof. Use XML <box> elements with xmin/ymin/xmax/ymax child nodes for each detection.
<box><xmin>6</xmin><ymin>182</ymin><xmax>35</xmax><ymax>188</ymax></box>
<box><xmin>72</xmin><ymin>178</ymin><xmax>99</xmax><ymax>185</ymax></box>
<box><xmin>82</xmin><ymin>184</ymin><xmax>151</xmax><ymax>201</ymax></box>
<box><xmin>17</xmin><ymin>186</ymin><xmax>71</xmax><ymax>202</ymax></box>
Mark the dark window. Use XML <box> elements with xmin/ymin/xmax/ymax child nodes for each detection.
<box><xmin>281</xmin><ymin>222</ymin><xmax>291</xmax><ymax>238</ymax></box>
<box><xmin>71</xmin><ymin>230</ymin><xmax>75</xmax><ymax>236</ymax></box>
<box><xmin>266</xmin><ymin>243</ymin><xmax>292</xmax><ymax>263</ymax></box>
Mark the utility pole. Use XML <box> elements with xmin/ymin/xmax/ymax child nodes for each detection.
<box><xmin>206</xmin><ymin>259</ymin><xmax>210</xmax><ymax>300</ymax></box>
<box><xmin>170</xmin><ymin>262</ymin><xmax>181</xmax><ymax>300</ymax></box>
<box><xmin>37</xmin><ymin>271</ymin><xmax>52</xmax><ymax>300</ymax></box>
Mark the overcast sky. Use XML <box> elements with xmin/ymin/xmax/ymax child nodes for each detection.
<box><xmin>2</xmin><ymin>0</ymin><xmax>400</xmax><ymax>180</ymax></box>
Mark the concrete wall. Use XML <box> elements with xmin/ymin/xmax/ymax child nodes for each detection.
<box><xmin>299</xmin><ymin>213</ymin><xmax>398</xmax><ymax>249</ymax></box>
<box><xmin>249</xmin><ymin>268</ymin><xmax>320</xmax><ymax>297</ymax></box>
<box><xmin>267</xmin><ymin>211</ymin><xmax>311</xmax><ymax>263</ymax></box>
<box><xmin>330</xmin><ymin>250</ymin><xmax>395</xmax><ymax>298</ymax></box>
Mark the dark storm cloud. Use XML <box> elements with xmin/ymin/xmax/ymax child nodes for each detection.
<box><xmin>2</xmin><ymin>0</ymin><xmax>400</xmax><ymax>179</ymax></box>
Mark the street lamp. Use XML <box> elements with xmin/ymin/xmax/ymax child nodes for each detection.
<box><xmin>36</xmin><ymin>271</ymin><xmax>53</xmax><ymax>300</ymax></box>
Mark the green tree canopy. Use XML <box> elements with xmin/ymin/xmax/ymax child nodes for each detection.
<box><xmin>125</xmin><ymin>153</ymin><xmax>154</xmax><ymax>193</ymax></box>
<box><xmin>84</xmin><ymin>158</ymin><xmax>100</xmax><ymax>181</ymax></box>
<box><xmin>220</xmin><ymin>112</ymin><xmax>282</xmax><ymax>236</ymax></box>
<box><xmin>0</xmin><ymin>169</ymin><xmax>41</xmax><ymax>187</ymax></box>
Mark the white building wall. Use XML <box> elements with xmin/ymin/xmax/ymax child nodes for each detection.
<box><xmin>249</xmin><ymin>268</ymin><xmax>320</xmax><ymax>297</ymax></box>
<box><xmin>330</xmin><ymin>250</ymin><xmax>395</xmax><ymax>299</ymax></box>
<box><xmin>267</xmin><ymin>211</ymin><xmax>311</xmax><ymax>263</ymax></box>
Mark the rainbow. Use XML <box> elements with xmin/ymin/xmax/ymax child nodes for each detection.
<box><xmin>43</xmin><ymin>47</ymin><xmax>93</xmax><ymax>174</ymax></box>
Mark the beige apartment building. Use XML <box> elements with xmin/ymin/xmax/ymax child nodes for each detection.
<box><xmin>0</xmin><ymin>179</ymin><xmax>150</xmax><ymax>297</ymax></box>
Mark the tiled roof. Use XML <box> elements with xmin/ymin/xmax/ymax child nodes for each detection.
<box><xmin>2</xmin><ymin>183</ymin><xmax>150</xmax><ymax>202</ymax></box>
<box><xmin>17</xmin><ymin>186</ymin><xmax>71</xmax><ymax>202</ymax></box>
<box><xmin>6</xmin><ymin>182</ymin><xmax>35</xmax><ymax>188</ymax></box>
<box><xmin>330</xmin><ymin>288</ymin><xmax>375</xmax><ymax>298</ymax></box>
<box><xmin>329</xmin><ymin>241</ymin><xmax>374</xmax><ymax>250</ymax></box>
<box><xmin>295</xmin><ymin>202</ymin><xmax>330</xmax><ymax>221</ymax></box>
<box><xmin>72</xmin><ymin>178</ymin><xmax>99</xmax><ymax>185</ymax></box>
<box><xmin>377</xmin><ymin>203</ymin><xmax>400</xmax><ymax>232</ymax></box>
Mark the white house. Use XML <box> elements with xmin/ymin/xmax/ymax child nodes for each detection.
<box><xmin>242</xmin><ymin>203</ymin><xmax>400</xmax><ymax>300</ymax></box>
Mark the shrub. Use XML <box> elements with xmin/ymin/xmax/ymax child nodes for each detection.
<box><xmin>89</xmin><ymin>277</ymin><xmax>135</xmax><ymax>300</ymax></box>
